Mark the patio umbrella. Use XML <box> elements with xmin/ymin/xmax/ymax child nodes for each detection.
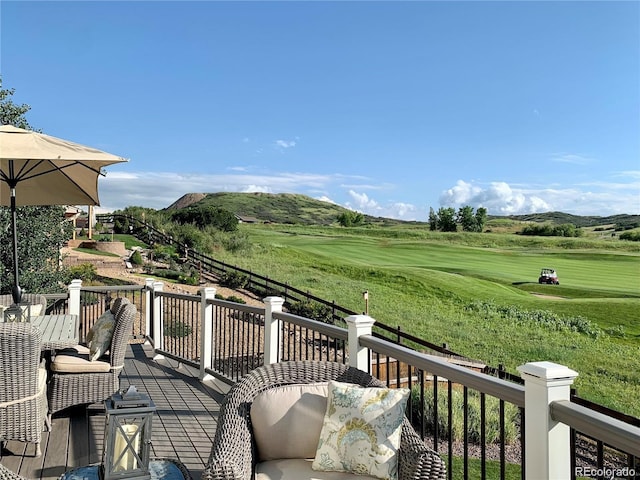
<box><xmin>0</xmin><ymin>124</ymin><xmax>128</xmax><ymax>304</ymax></box>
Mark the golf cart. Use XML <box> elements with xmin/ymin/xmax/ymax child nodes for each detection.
<box><xmin>538</xmin><ymin>268</ymin><xmax>560</xmax><ymax>285</ymax></box>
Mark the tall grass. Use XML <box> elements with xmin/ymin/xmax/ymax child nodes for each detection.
<box><xmin>410</xmin><ymin>386</ymin><xmax>520</xmax><ymax>444</ymax></box>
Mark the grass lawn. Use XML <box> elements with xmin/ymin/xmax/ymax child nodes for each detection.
<box><xmin>212</xmin><ymin>224</ymin><xmax>640</xmax><ymax>416</ymax></box>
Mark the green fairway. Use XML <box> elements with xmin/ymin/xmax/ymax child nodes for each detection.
<box><xmin>213</xmin><ymin>224</ymin><xmax>640</xmax><ymax>416</ymax></box>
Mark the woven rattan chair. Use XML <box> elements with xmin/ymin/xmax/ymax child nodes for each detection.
<box><xmin>0</xmin><ymin>293</ymin><xmax>48</xmax><ymax>318</ymax></box>
<box><xmin>0</xmin><ymin>323</ymin><xmax>49</xmax><ymax>457</ymax></box>
<box><xmin>47</xmin><ymin>298</ymin><xmax>136</xmax><ymax>418</ymax></box>
<box><xmin>0</xmin><ymin>463</ymin><xmax>27</xmax><ymax>480</ymax></box>
<box><xmin>203</xmin><ymin>360</ymin><xmax>447</xmax><ymax>480</ymax></box>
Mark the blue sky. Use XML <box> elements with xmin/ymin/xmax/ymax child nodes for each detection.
<box><xmin>2</xmin><ymin>1</ymin><xmax>639</xmax><ymax>220</ymax></box>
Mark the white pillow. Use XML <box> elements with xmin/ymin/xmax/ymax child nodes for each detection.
<box><xmin>251</xmin><ymin>383</ymin><xmax>328</xmax><ymax>461</ymax></box>
<box><xmin>312</xmin><ymin>381</ymin><xmax>410</xmax><ymax>480</ymax></box>
<box><xmin>88</xmin><ymin>310</ymin><xmax>115</xmax><ymax>361</ymax></box>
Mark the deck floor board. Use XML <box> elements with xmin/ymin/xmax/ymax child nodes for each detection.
<box><xmin>1</xmin><ymin>343</ymin><xmax>224</xmax><ymax>480</ymax></box>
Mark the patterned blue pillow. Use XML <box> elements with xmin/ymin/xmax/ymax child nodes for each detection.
<box><xmin>312</xmin><ymin>381</ymin><xmax>409</xmax><ymax>480</ymax></box>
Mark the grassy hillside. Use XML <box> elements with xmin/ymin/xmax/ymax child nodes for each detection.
<box><xmin>166</xmin><ymin>192</ymin><xmax>349</xmax><ymax>225</ymax></box>
<box><xmin>211</xmin><ymin>223</ymin><xmax>640</xmax><ymax>416</ymax></box>
<box><xmin>494</xmin><ymin>211</ymin><xmax>640</xmax><ymax>229</ymax></box>
<box><xmin>166</xmin><ymin>192</ymin><xmax>639</xmax><ymax>230</ymax></box>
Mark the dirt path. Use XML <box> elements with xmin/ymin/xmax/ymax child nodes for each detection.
<box><xmin>61</xmin><ymin>247</ymin><xmax>262</xmax><ymax>306</ymax></box>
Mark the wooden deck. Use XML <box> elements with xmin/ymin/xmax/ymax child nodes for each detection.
<box><xmin>1</xmin><ymin>344</ymin><xmax>226</xmax><ymax>480</ymax></box>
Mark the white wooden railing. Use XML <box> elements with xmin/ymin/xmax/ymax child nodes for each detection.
<box><xmin>67</xmin><ymin>280</ymin><xmax>640</xmax><ymax>480</ymax></box>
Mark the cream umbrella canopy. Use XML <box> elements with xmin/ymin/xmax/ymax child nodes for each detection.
<box><xmin>0</xmin><ymin>124</ymin><xmax>128</xmax><ymax>303</ymax></box>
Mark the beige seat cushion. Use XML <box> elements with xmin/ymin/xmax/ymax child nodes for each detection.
<box><xmin>256</xmin><ymin>459</ymin><xmax>378</xmax><ymax>480</ymax></box>
<box><xmin>251</xmin><ymin>383</ymin><xmax>328</xmax><ymax>461</ymax></box>
<box><xmin>51</xmin><ymin>350</ymin><xmax>110</xmax><ymax>373</ymax></box>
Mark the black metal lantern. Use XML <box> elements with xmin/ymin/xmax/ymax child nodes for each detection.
<box><xmin>102</xmin><ymin>386</ymin><xmax>156</xmax><ymax>480</ymax></box>
<box><xmin>3</xmin><ymin>302</ymin><xmax>30</xmax><ymax>322</ymax></box>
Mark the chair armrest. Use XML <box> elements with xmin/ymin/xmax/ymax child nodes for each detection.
<box><xmin>398</xmin><ymin>420</ymin><xmax>447</xmax><ymax>480</ymax></box>
<box><xmin>203</xmin><ymin>401</ymin><xmax>255</xmax><ymax>480</ymax></box>
<box><xmin>201</xmin><ymin>458</ymin><xmax>243</xmax><ymax>480</ymax></box>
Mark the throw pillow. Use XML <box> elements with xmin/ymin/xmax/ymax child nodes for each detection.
<box><xmin>88</xmin><ymin>310</ymin><xmax>116</xmax><ymax>361</ymax></box>
<box><xmin>312</xmin><ymin>381</ymin><xmax>410</xmax><ymax>480</ymax></box>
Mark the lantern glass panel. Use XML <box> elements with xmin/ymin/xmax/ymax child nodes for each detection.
<box><xmin>4</xmin><ymin>302</ymin><xmax>30</xmax><ymax>322</ymax></box>
<box><xmin>102</xmin><ymin>388</ymin><xmax>155</xmax><ymax>480</ymax></box>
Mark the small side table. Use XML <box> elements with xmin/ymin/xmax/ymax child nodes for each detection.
<box><xmin>59</xmin><ymin>459</ymin><xmax>192</xmax><ymax>480</ymax></box>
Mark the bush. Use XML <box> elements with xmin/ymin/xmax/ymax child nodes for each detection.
<box><xmin>465</xmin><ymin>301</ymin><xmax>602</xmax><ymax>338</ymax></box>
<box><xmin>67</xmin><ymin>263</ymin><xmax>98</xmax><ymax>282</ymax></box>
<box><xmin>410</xmin><ymin>385</ymin><xmax>520</xmax><ymax>444</ymax></box>
<box><xmin>130</xmin><ymin>250</ymin><xmax>143</xmax><ymax>265</ymax></box>
<box><xmin>164</xmin><ymin>320</ymin><xmax>192</xmax><ymax>338</ymax></box>
<box><xmin>226</xmin><ymin>295</ymin><xmax>246</xmax><ymax>304</ymax></box>
<box><xmin>152</xmin><ymin>269</ymin><xmax>183</xmax><ymax>281</ymax></box>
<box><xmin>619</xmin><ymin>231</ymin><xmax>640</xmax><ymax>242</ymax></box>
<box><xmin>287</xmin><ymin>300</ymin><xmax>335</xmax><ymax>324</ymax></box>
<box><xmin>220</xmin><ymin>271</ymin><xmax>249</xmax><ymax>289</ymax></box>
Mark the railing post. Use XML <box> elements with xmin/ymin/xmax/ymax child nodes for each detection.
<box><xmin>144</xmin><ymin>278</ymin><xmax>154</xmax><ymax>340</ymax></box>
<box><xmin>263</xmin><ymin>296</ymin><xmax>284</xmax><ymax>365</ymax></box>
<box><xmin>346</xmin><ymin>314</ymin><xmax>375</xmax><ymax>371</ymax></box>
<box><xmin>199</xmin><ymin>287</ymin><xmax>216</xmax><ymax>382</ymax></box>
<box><xmin>152</xmin><ymin>281</ymin><xmax>164</xmax><ymax>358</ymax></box>
<box><xmin>68</xmin><ymin>279</ymin><xmax>82</xmax><ymax>317</ymax></box>
<box><xmin>517</xmin><ymin>361</ymin><xmax>578</xmax><ymax>480</ymax></box>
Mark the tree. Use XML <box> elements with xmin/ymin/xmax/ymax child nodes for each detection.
<box><xmin>0</xmin><ymin>77</ymin><xmax>73</xmax><ymax>295</ymax></box>
<box><xmin>457</xmin><ymin>206</ymin><xmax>476</xmax><ymax>232</ymax></box>
<box><xmin>475</xmin><ymin>207</ymin><xmax>488</xmax><ymax>232</ymax></box>
<box><xmin>0</xmin><ymin>78</ymin><xmax>32</xmax><ymax>129</ymax></box>
<box><xmin>428</xmin><ymin>207</ymin><xmax>438</xmax><ymax>231</ymax></box>
<box><xmin>437</xmin><ymin>207</ymin><xmax>457</xmax><ymax>232</ymax></box>
<box><xmin>337</xmin><ymin>210</ymin><xmax>364</xmax><ymax>227</ymax></box>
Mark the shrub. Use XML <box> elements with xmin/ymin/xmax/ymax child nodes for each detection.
<box><xmin>68</xmin><ymin>263</ymin><xmax>97</xmax><ymax>282</ymax></box>
<box><xmin>152</xmin><ymin>269</ymin><xmax>183</xmax><ymax>281</ymax></box>
<box><xmin>220</xmin><ymin>271</ymin><xmax>249</xmax><ymax>289</ymax></box>
<box><xmin>130</xmin><ymin>250</ymin><xmax>143</xmax><ymax>265</ymax></box>
<box><xmin>410</xmin><ymin>385</ymin><xmax>520</xmax><ymax>444</ymax></box>
<box><xmin>465</xmin><ymin>301</ymin><xmax>602</xmax><ymax>338</ymax></box>
<box><xmin>226</xmin><ymin>295</ymin><xmax>246</xmax><ymax>304</ymax></box>
<box><xmin>287</xmin><ymin>300</ymin><xmax>335</xmax><ymax>324</ymax></box>
<box><xmin>164</xmin><ymin>320</ymin><xmax>192</xmax><ymax>338</ymax></box>
<box><xmin>619</xmin><ymin>231</ymin><xmax>640</xmax><ymax>242</ymax></box>
<box><xmin>179</xmin><ymin>274</ymin><xmax>199</xmax><ymax>286</ymax></box>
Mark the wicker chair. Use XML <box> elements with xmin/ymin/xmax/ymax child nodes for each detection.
<box><xmin>0</xmin><ymin>323</ymin><xmax>49</xmax><ymax>457</ymax></box>
<box><xmin>203</xmin><ymin>360</ymin><xmax>447</xmax><ymax>480</ymax></box>
<box><xmin>0</xmin><ymin>294</ymin><xmax>48</xmax><ymax>318</ymax></box>
<box><xmin>47</xmin><ymin>298</ymin><xmax>136</xmax><ymax>418</ymax></box>
<box><xmin>0</xmin><ymin>463</ymin><xmax>27</xmax><ymax>480</ymax></box>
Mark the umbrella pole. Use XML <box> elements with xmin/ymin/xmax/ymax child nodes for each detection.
<box><xmin>10</xmin><ymin>186</ymin><xmax>22</xmax><ymax>304</ymax></box>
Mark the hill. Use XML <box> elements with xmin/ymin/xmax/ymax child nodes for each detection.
<box><xmin>165</xmin><ymin>192</ymin><xmax>406</xmax><ymax>226</ymax></box>
<box><xmin>165</xmin><ymin>192</ymin><xmax>639</xmax><ymax>228</ymax></box>
<box><xmin>494</xmin><ymin>212</ymin><xmax>640</xmax><ymax>229</ymax></box>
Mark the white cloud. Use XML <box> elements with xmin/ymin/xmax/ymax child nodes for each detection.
<box><xmin>440</xmin><ymin>180</ymin><xmax>552</xmax><ymax>214</ymax></box>
<box><xmin>439</xmin><ymin>179</ymin><xmax>639</xmax><ymax>216</ymax></box>
<box><xmin>275</xmin><ymin>139</ymin><xmax>296</xmax><ymax>149</ymax></box>
<box><xmin>550</xmin><ymin>153</ymin><xmax>593</xmax><ymax>165</ymax></box>
<box><xmin>96</xmin><ymin>170</ymin><xmax>639</xmax><ymax>220</ymax></box>
<box><xmin>317</xmin><ymin>195</ymin><xmax>337</xmax><ymax>205</ymax></box>
<box><xmin>345</xmin><ymin>190</ymin><xmax>421</xmax><ymax>220</ymax></box>
<box><xmin>98</xmin><ymin>171</ymin><xmax>347</xmax><ymax>212</ymax></box>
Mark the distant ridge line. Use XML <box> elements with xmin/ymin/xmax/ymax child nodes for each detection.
<box><xmin>164</xmin><ymin>192</ymin><xmax>639</xmax><ymax>228</ymax></box>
